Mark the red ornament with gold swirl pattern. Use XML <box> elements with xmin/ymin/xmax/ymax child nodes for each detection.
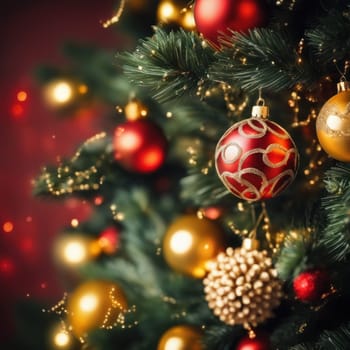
<box><xmin>215</xmin><ymin>100</ymin><xmax>299</xmax><ymax>201</ymax></box>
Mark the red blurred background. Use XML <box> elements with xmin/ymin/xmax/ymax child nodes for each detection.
<box><xmin>0</xmin><ymin>0</ymin><xmax>124</xmax><ymax>336</ymax></box>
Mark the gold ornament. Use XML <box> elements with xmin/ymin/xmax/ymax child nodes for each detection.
<box><xmin>67</xmin><ymin>280</ymin><xmax>128</xmax><ymax>337</ymax></box>
<box><xmin>163</xmin><ymin>214</ymin><xmax>225</xmax><ymax>278</ymax></box>
<box><xmin>203</xmin><ymin>239</ymin><xmax>283</xmax><ymax>329</ymax></box>
<box><xmin>43</xmin><ymin>78</ymin><xmax>88</xmax><ymax>108</ymax></box>
<box><xmin>157</xmin><ymin>0</ymin><xmax>180</xmax><ymax>23</ymax></box>
<box><xmin>54</xmin><ymin>234</ymin><xmax>101</xmax><ymax>267</ymax></box>
<box><xmin>157</xmin><ymin>325</ymin><xmax>203</xmax><ymax>350</ymax></box>
<box><xmin>50</xmin><ymin>323</ymin><xmax>76</xmax><ymax>349</ymax></box>
<box><xmin>316</xmin><ymin>80</ymin><xmax>350</xmax><ymax>162</ymax></box>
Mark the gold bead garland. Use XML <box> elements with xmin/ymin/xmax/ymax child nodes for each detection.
<box><xmin>203</xmin><ymin>239</ymin><xmax>283</xmax><ymax>330</ymax></box>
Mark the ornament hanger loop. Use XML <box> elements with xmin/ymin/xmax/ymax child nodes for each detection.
<box><xmin>256</xmin><ymin>87</ymin><xmax>265</xmax><ymax>106</ymax></box>
<box><xmin>252</xmin><ymin>88</ymin><xmax>269</xmax><ymax>118</ymax></box>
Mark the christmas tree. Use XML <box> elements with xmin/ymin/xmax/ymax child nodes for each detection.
<box><xmin>8</xmin><ymin>0</ymin><xmax>350</xmax><ymax>349</ymax></box>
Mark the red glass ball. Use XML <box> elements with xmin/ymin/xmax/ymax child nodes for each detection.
<box><xmin>215</xmin><ymin>117</ymin><xmax>299</xmax><ymax>202</ymax></box>
<box><xmin>293</xmin><ymin>269</ymin><xmax>330</xmax><ymax>303</ymax></box>
<box><xmin>194</xmin><ymin>0</ymin><xmax>267</xmax><ymax>46</ymax></box>
<box><xmin>113</xmin><ymin>120</ymin><xmax>167</xmax><ymax>173</ymax></box>
<box><xmin>236</xmin><ymin>334</ymin><xmax>270</xmax><ymax>350</ymax></box>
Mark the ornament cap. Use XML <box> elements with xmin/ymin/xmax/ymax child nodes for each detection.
<box><xmin>242</xmin><ymin>238</ymin><xmax>260</xmax><ymax>251</ymax></box>
<box><xmin>251</xmin><ymin>105</ymin><xmax>269</xmax><ymax>119</ymax></box>
<box><xmin>337</xmin><ymin>80</ymin><xmax>350</xmax><ymax>92</ymax></box>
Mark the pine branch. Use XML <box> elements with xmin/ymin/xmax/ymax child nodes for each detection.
<box><xmin>33</xmin><ymin>133</ymin><xmax>116</xmax><ymax>197</ymax></box>
<box><xmin>180</xmin><ymin>165</ymin><xmax>230</xmax><ymax>207</ymax></box>
<box><xmin>275</xmin><ymin>228</ymin><xmax>312</xmax><ymax>281</ymax></box>
<box><xmin>306</xmin><ymin>6</ymin><xmax>350</xmax><ymax>66</ymax></box>
<box><xmin>210</xmin><ymin>28</ymin><xmax>309</xmax><ymax>92</ymax></box>
<box><xmin>317</xmin><ymin>322</ymin><xmax>350</xmax><ymax>350</ymax></box>
<box><xmin>119</xmin><ymin>27</ymin><xmax>216</xmax><ymax>102</ymax></box>
<box><xmin>319</xmin><ymin>164</ymin><xmax>350</xmax><ymax>262</ymax></box>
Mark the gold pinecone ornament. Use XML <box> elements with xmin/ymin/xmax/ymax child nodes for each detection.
<box><xmin>203</xmin><ymin>239</ymin><xmax>283</xmax><ymax>329</ymax></box>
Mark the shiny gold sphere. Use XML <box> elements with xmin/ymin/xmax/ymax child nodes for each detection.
<box><xmin>157</xmin><ymin>325</ymin><xmax>203</xmax><ymax>350</ymax></box>
<box><xmin>54</xmin><ymin>234</ymin><xmax>101</xmax><ymax>267</ymax></box>
<box><xmin>67</xmin><ymin>280</ymin><xmax>127</xmax><ymax>337</ymax></box>
<box><xmin>163</xmin><ymin>215</ymin><xmax>225</xmax><ymax>278</ymax></box>
<box><xmin>316</xmin><ymin>90</ymin><xmax>350</xmax><ymax>162</ymax></box>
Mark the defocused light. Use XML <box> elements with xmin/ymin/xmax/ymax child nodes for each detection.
<box><xmin>10</xmin><ymin>103</ymin><xmax>25</xmax><ymax>118</ymax></box>
<box><xmin>17</xmin><ymin>90</ymin><xmax>28</xmax><ymax>102</ymax></box>
<box><xmin>52</xmin><ymin>82</ymin><xmax>73</xmax><ymax>103</ymax></box>
<box><xmin>158</xmin><ymin>1</ymin><xmax>179</xmax><ymax>22</ymax></box>
<box><xmin>180</xmin><ymin>10</ymin><xmax>196</xmax><ymax>30</ymax></box>
<box><xmin>0</xmin><ymin>257</ymin><xmax>15</xmax><ymax>275</ymax></box>
<box><xmin>70</xmin><ymin>218</ymin><xmax>79</xmax><ymax>228</ymax></box>
<box><xmin>54</xmin><ymin>331</ymin><xmax>70</xmax><ymax>347</ymax></box>
<box><xmin>3</xmin><ymin>221</ymin><xmax>14</xmax><ymax>233</ymax></box>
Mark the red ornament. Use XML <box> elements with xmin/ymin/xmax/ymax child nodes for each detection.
<box><xmin>113</xmin><ymin>119</ymin><xmax>167</xmax><ymax>173</ymax></box>
<box><xmin>236</xmin><ymin>333</ymin><xmax>270</xmax><ymax>350</ymax></box>
<box><xmin>293</xmin><ymin>269</ymin><xmax>331</xmax><ymax>303</ymax></box>
<box><xmin>98</xmin><ymin>227</ymin><xmax>120</xmax><ymax>254</ymax></box>
<box><xmin>193</xmin><ymin>0</ymin><xmax>267</xmax><ymax>46</ymax></box>
<box><xmin>215</xmin><ymin>106</ymin><xmax>299</xmax><ymax>202</ymax></box>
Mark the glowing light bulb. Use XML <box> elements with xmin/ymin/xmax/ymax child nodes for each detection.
<box><xmin>180</xmin><ymin>11</ymin><xmax>196</xmax><ymax>30</ymax></box>
<box><xmin>17</xmin><ymin>90</ymin><xmax>28</xmax><ymax>102</ymax></box>
<box><xmin>53</xmin><ymin>82</ymin><xmax>72</xmax><ymax>103</ymax></box>
<box><xmin>158</xmin><ymin>1</ymin><xmax>178</xmax><ymax>22</ymax></box>
<box><xmin>54</xmin><ymin>330</ymin><xmax>70</xmax><ymax>347</ymax></box>
<box><xmin>3</xmin><ymin>221</ymin><xmax>14</xmax><ymax>233</ymax></box>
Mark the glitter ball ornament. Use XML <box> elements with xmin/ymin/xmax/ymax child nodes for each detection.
<box><xmin>316</xmin><ymin>80</ymin><xmax>350</xmax><ymax>162</ymax></box>
<box><xmin>67</xmin><ymin>280</ymin><xmax>128</xmax><ymax>337</ymax></box>
<box><xmin>203</xmin><ymin>239</ymin><xmax>283</xmax><ymax>329</ymax></box>
<box><xmin>157</xmin><ymin>325</ymin><xmax>203</xmax><ymax>350</ymax></box>
<box><xmin>113</xmin><ymin>119</ymin><xmax>167</xmax><ymax>173</ymax></box>
<box><xmin>293</xmin><ymin>269</ymin><xmax>331</xmax><ymax>303</ymax></box>
<box><xmin>163</xmin><ymin>214</ymin><xmax>225</xmax><ymax>278</ymax></box>
<box><xmin>193</xmin><ymin>0</ymin><xmax>267</xmax><ymax>47</ymax></box>
<box><xmin>215</xmin><ymin>101</ymin><xmax>299</xmax><ymax>202</ymax></box>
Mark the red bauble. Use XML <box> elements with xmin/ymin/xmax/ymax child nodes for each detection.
<box><xmin>236</xmin><ymin>333</ymin><xmax>270</xmax><ymax>350</ymax></box>
<box><xmin>193</xmin><ymin>0</ymin><xmax>267</xmax><ymax>46</ymax></box>
<box><xmin>215</xmin><ymin>117</ymin><xmax>299</xmax><ymax>202</ymax></box>
<box><xmin>293</xmin><ymin>269</ymin><xmax>331</xmax><ymax>303</ymax></box>
<box><xmin>113</xmin><ymin>119</ymin><xmax>167</xmax><ymax>173</ymax></box>
<box><xmin>98</xmin><ymin>227</ymin><xmax>120</xmax><ymax>254</ymax></box>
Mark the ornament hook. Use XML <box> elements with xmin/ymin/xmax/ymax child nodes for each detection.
<box><xmin>252</xmin><ymin>88</ymin><xmax>269</xmax><ymax>118</ymax></box>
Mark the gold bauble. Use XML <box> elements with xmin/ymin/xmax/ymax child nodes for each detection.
<box><xmin>316</xmin><ymin>82</ymin><xmax>350</xmax><ymax>162</ymax></box>
<box><xmin>54</xmin><ymin>234</ymin><xmax>101</xmax><ymax>267</ymax></box>
<box><xmin>43</xmin><ymin>78</ymin><xmax>88</xmax><ymax>108</ymax></box>
<box><xmin>67</xmin><ymin>280</ymin><xmax>127</xmax><ymax>337</ymax></box>
<box><xmin>163</xmin><ymin>214</ymin><xmax>225</xmax><ymax>278</ymax></box>
<box><xmin>157</xmin><ymin>325</ymin><xmax>203</xmax><ymax>350</ymax></box>
<box><xmin>203</xmin><ymin>239</ymin><xmax>283</xmax><ymax>329</ymax></box>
